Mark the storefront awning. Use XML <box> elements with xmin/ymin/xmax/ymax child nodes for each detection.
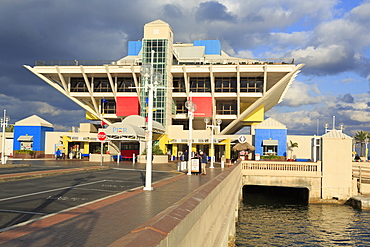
<box><xmin>263</xmin><ymin>140</ymin><xmax>278</xmax><ymax>146</ymax></box>
<box><xmin>104</xmin><ymin>122</ymin><xmax>145</xmax><ymax>140</ymax></box>
<box><xmin>17</xmin><ymin>135</ymin><xmax>33</xmax><ymax>141</ymax></box>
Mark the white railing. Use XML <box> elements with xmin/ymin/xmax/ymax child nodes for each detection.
<box><xmin>241</xmin><ymin>160</ymin><xmax>321</xmax><ymax>177</ymax></box>
<box><xmin>352</xmin><ymin>163</ymin><xmax>370</xmax><ymax>182</ymax></box>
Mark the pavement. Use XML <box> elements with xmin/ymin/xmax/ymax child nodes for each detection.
<box><xmin>0</xmin><ymin>159</ymin><xmax>224</xmax><ymax>246</ymax></box>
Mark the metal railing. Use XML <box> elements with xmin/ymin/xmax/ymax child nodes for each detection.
<box><xmin>35</xmin><ymin>60</ymin><xmax>118</xmax><ymax>66</ymax></box>
<box><xmin>35</xmin><ymin>57</ymin><xmax>295</xmax><ymax>67</ymax></box>
<box><xmin>242</xmin><ymin>160</ymin><xmax>319</xmax><ymax>172</ymax></box>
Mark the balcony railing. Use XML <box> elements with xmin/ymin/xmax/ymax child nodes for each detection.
<box><xmin>35</xmin><ymin>57</ymin><xmax>295</xmax><ymax>67</ymax></box>
<box><xmin>35</xmin><ymin>60</ymin><xmax>117</xmax><ymax>66</ymax></box>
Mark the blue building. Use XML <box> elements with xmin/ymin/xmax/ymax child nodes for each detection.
<box><xmin>254</xmin><ymin>118</ymin><xmax>287</xmax><ymax>157</ymax></box>
<box><xmin>13</xmin><ymin>115</ymin><xmax>54</xmax><ymax>155</ymax></box>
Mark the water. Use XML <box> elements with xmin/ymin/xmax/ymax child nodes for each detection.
<box><xmin>236</xmin><ymin>192</ymin><xmax>370</xmax><ymax>246</ymax></box>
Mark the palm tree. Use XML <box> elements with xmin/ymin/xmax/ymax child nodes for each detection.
<box><xmin>289</xmin><ymin>140</ymin><xmax>298</xmax><ymax>160</ymax></box>
<box><xmin>354</xmin><ymin>131</ymin><xmax>370</xmax><ymax>156</ymax></box>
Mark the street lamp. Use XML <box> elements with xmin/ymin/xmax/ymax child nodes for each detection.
<box><xmin>140</xmin><ymin>50</ymin><xmax>162</xmax><ymax>191</ymax></box>
<box><xmin>204</xmin><ymin>117</ymin><xmax>222</xmax><ymax>169</ymax></box>
<box><xmin>185</xmin><ymin>98</ymin><xmax>197</xmax><ymax>175</ymax></box>
<box><xmin>1</xmin><ymin>110</ymin><xmax>10</xmax><ymax>165</ymax></box>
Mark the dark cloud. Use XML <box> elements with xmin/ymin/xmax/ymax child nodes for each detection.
<box><xmin>162</xmin><ymin>4</ymin><xmax>184</xmax><ymax>19</ymax></box>
<box><xmin>338</xmin><ymin>93</ymin><xmax>354</xmax><ymax>104</ymax></box>
<box><xmin>195</xmin><ymin>1</ymin><xmax>237</xmax><ymax>22</ymax></box>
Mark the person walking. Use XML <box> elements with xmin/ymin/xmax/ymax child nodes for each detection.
<box><xmin>199</xmin><ymin>151</ymin><xmax>208</xmax><ymax>175</ymax></box>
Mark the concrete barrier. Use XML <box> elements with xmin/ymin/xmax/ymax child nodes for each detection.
<box><xmin>110</xmin><ymin>163</ymin><xmax>242</xmax><ymax>247</ymax></box>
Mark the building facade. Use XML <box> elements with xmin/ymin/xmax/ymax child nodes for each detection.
<box><xmin>24</xmin><ymin>20</ymin><xmax>304</xmax><ymax>160</ymax></box>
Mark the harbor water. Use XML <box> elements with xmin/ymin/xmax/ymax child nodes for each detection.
<box><xmin>236</xmin><ymin>188</ymin><xmax>370</xmax><ymax>246</ymax></box>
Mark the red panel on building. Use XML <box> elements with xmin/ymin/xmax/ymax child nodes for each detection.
<box><xmin>116</xmin><ymin>97</ymin><xmax>140</xmax><ymax>116</ymax></box>
<box><xmin>191</xmin><ymin>97</ymin><xmax>212</xmax><ymax>117</ymax></box>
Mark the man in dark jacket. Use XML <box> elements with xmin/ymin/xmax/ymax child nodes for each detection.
<box><xmin>199</xmin><ymin>151</ymin><xmax>208</xmax><ymax>175</ymax></box>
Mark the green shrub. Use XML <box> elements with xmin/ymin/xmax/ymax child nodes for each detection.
<box><xmin>141</xmin><ymin>145</ymin><xmax>165</xmax><ymax>155</ymax></box>
<box><xmin>15</xmin><ymin>150</ymin><xmax>35</xmax><ymax>155</ymax></box>
<box><xmin>261</xmin><ymin>155</ymin><xmax>282</xmax><ymax>160</ymax></box>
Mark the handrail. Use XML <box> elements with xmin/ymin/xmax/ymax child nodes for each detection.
<box><xmin>241</xmin><ymin>160</ymin><xmax>319</xmax><ymax>172</ymax></box>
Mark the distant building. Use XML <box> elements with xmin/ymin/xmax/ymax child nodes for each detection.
<box><xmin>24</xmin><ymin>20</ymin><xmax>304</xmax><ymax>160</ymax></box>
<box><xmin>13</xmin><ymin>115</ymin><xmax>53</xmax><ymax>157</ymax></box>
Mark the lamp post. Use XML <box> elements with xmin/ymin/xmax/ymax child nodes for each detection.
<box><xmin>1</xmin><ymin>110</ymin><xmax>10</xmax><ymax>165</ymax></box>
<box><xmin>204</xmin><ymin>117</ymin><xmax>222</xmax><ymax>169</ymax></box>
<box><xmin>141</xmin><ymin>50</ymin><xmax>162</xmax><ymax>191</ymax></box>
<box><xmin>185</xmin><ymin>98</ymin><xmax>197</xmax><ymax>175</ymax></box>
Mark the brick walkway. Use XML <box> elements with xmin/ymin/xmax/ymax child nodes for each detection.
<box><xmin>0</xmin><ymin>162</ymin><xmax>223</xmax><ymax>246</ymax></box>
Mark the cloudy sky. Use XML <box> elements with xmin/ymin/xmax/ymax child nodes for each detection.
<box><xmin>1</xmin><ymin>0</ymin><xmax>369</xmax><ymax>135</ymax></box>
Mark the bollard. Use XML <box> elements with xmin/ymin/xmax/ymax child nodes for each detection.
<box><xmin>221</xmin><ymin>160</ymin><xmax>224</xmax><ymax>168</ymax></box>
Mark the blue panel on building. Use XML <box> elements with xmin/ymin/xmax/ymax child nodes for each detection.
<box><xmin>128</xmin><ymin>41</ymin><xmax>142</xmax><ymax>56</ymax></box>
<box><xmin>13</xmin><ymin>126</ymin><xmax>54</xmax><ymax>151</ymax></box>
<box><xmin>255</xmin><ymin>129</ymin><xmax>287</xmax><ymax>157</ymax></box>
<box><xmin>193</xmin><ymin>40</ymin><xmax>221</xmax><ymax>55</ymax></box>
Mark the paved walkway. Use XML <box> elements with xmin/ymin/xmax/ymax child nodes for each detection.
<box><xmin>0</xmin><ymin>160</ymin><xmax>224</xmax><ymax>246</ymax></box>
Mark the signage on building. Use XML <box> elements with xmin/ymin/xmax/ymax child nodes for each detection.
<box><xmin>238</xmin><ymin>135</ymin><xmax>247</xmax><ymax>143</ymax></box>
<box><xmin>97</xmin><ymin>132</ymin><xmax>107</xmax><ymax>141</ymax></box>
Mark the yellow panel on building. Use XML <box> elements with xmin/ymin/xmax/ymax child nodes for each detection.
<box><xmin>86</xmin><ymin>111</ymin><xmax>100</xmax><ymax>120</ymax></box>
<box><xmin>242</xmin><ymin>104</ymin><xmax>264</xmax><ymax>122</ymax></box>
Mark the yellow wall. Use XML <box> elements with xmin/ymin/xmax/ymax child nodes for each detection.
<box><xmin>83</xmin><ymin>142</ymin><xmax>89</xmax><ymax>154</ymax></box>
<box><xmin>62</xmin><ymin>136</ymin><xmax>70</xmax><ymax>154</ymax></box>
<box><xmin>242</xmin><ymin>104</ymin><xmax>264</xmax><ymax>122</ymax></box>
<box><xmin>157</xmin><ymin>134</ymin><xmax>168</xmax><ymax>154</ymax></box>
<box><xmin>220</xmin><ymin>138</ymin><xmax>231</xmax><ymax>159</ymax></box>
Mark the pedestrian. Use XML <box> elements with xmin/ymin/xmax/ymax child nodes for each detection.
<box><xmin>184</xmin><ymin>150</ymin><xmax>189</xmax><ymax>162</ymax></box>
<box><xmin>55</xmin><ymin>149</ymin><xmax>61</xmax><ymax>160</ymax></box>
<box><xmin>355</xmin><ymin>154</ymin><xmax>361</xmax><ymax>162</ymax></box>
<box><xmin>199</xmin><ymin>151</ymin><xmax>208</xmax><ymax>175</ymax></box>
<box><xmin>62</xmin><ymin>148</ymin><xmax>66</xmax><ymax>159</ymax></box>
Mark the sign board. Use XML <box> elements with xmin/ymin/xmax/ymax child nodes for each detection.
<box><xmin>191</xmin><ymin>158</ymin><xmax>200</xmax><ymax>173</ymax></box>
<box><xmin>255</xmin><ymin>153</ymin><xmax>260</xmax><ymax>161</ymax></box>
<box><xmin>238</xmin><ymin>135</ymin><xmax>247</xmax><ymax>143</ymax></box>
<box><xmin>97</xmin><ymin>132</ymin><xmax>107</xmax><ymax>141</ymax></box>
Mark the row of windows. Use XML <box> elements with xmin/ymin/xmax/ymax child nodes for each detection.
<box><xmin>70</xmin><ymin>76</ymin><xmax>263</xmax><ymax>93</ymax></box>
<box><xmin>173</xmin><ymin>77</ymin><xmax>263</xmax><ymax>93</ymax></box>
<box><xmin>98</xmin><ymin>98</ymin><xmax>237</xmax><ymax>116</ymax></box>
<box><xmin>70</xmin><ymin>77</ymin><xmax>137</xmax><ymax>92</ymax></box>
<box><xmin>174</xmin><ymin>99</ymin><xmax>237</xmax><ymax>115</ymax></box>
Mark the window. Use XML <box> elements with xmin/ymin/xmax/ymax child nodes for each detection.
<box><xmin>117</xmin><ymin>77</ymin><xmax>136</xmax><ymax>92</ymax></box>
<box><xmin>216</xmin><ymin>100</ymin><xmax>237</xmax><ymax>115</ymax></box>
<box><xmin>70</xmin><ymin>78</ymin><xmax>88</xmax><ymax>92</ymax></box>
<box><xmin>141</xmin><ymin>39</ymin><xmax>168</xmax><ymax>126</ymax></box>
<box><xmin>102</xmin><ymin>99</ymin><xmax>116</xmax><ymax>114</ymax></box>
<box><xmin>263</xmin><ymin>145</ymin><xmax>277</xmax><ymax>155</ymax></box>
<box><xmin>190</xmin><ymin>77</ymin><xmax>211</xmax><ymax>92</ymax></box>
<box><xmin>215</xmin><ymin>77</ymin><xmax>237</xmax><ymax>92</ymax></box>
<box><xmin>93</xmin><ymin>78</ymin><xmax>111</xmax><ymax>92</ymax></box>
<box><xmin>173</xmin><ymin>77</ymin><xmax>185</xmax><ymax>92</ymax></box>
<box><xmin>240</xmin><ymin>77</ymin><xmax>263</xmax><ymax>92</ymax></box>
<box><xmin>175</xmin><ymin>99</ymin><xmax>187</xmax><ymax>114</ymax></box>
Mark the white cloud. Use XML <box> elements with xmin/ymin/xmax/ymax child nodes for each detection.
<box><xmin>281</xmin><ymin>81</ymin><xmax>325</xmax><ymax>107</ymax></box>
<box><xmin>291</xmin><ymin>45</ymin><xmax>352</xmax><ymax>72</ymax></box>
